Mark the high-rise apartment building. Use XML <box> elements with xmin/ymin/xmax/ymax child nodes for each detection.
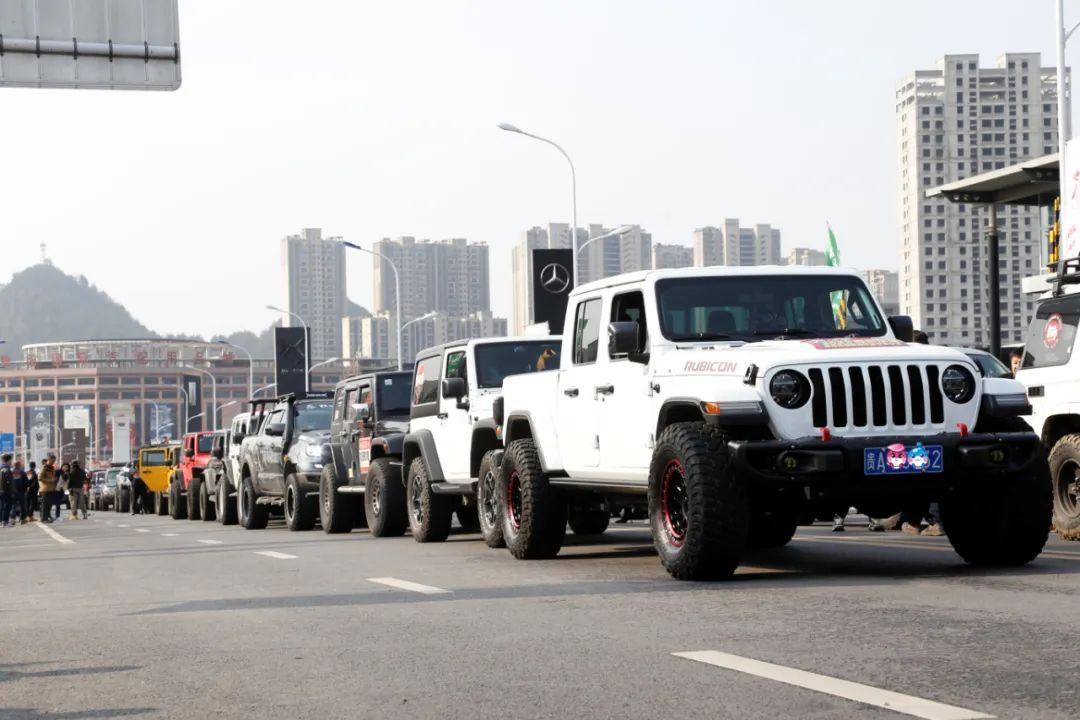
<box><xmin>692</xmin><ymin>220</ymin><xmax>782</xmax><ymax>267</ymax></box>
<box><xmin>372</xmin><ymin>237</ymin><xmax>491</xmax><ymax>321</ymax></box>
<box><xmin>786</xmin><ymin>248</ymin><xmax>827</xmax><ymax>266</ymax></box>
<box><xmin>281</xmin><ymin>227</ymin><xmax>346</xmax><ymax>360</ymax></box>
<box><xmin>652</xmin><ymin>243</ymin><xmax>694</xmax><ymax>269</ymax></box>
<box><xmin>358</xmin><ymin>310</ymin><xmax>507</xmax><ymax>364</ymax></box>
<box><xmin>897</xmin><ymin>53</ymin><xmax>1062</xmax><ymax>346</ymax></box>
<box><xmin>862</xmin><ymin>269</ymin><xmax>901</xmax><ymax>317</ymax></box>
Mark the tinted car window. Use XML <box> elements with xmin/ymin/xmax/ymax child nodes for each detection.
<box><xmin>197</xmin><ymin>435</ymin><xmax>214</xmax><ymax>453</ymax></box>
<box><xmin>573</xmin><ymin>299</ymin><xmax>603</xmax><ymax>364</ymax></box>
<box><xmin>413</xmin><ymin>356</ymin><xmax>442</xmax><ymax>406</ymax></box>
<box><xmin>964</xmin><ymin>351</ymin><xmax>1011</xmax><ymax>378</ymax></box>
<box><xmin>293</xmin><ymin>401</ymin><xmax>333</xmax><ymax>432</ymax></box>
<box><xmin>1022</xmin><ymin>295</ymin><xmax>1080</xmax><ymax>369</ymax></box>
<box><xmin>475</xmin><ymin>341</ymin><xmax>562</xmax><ymax>389</ymax></box>
<box><xmin>142</xmin><ymin>450</ymin><xmax>168</xmax><ymax>466</ymax></box>
<box><xmin>377</xmin><ymin>374</ymin><xmax>412</xmax><ymax>415</ymax></box>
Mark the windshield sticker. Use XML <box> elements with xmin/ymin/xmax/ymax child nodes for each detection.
<box><xmin>1044</xmin><ymin>313</ymin><xmax>1063</xmax><ymax>349</ymax></box>
<box><xmin>684</xmin><ymin>361</ymin><xmax>739</xmax><ymax>373</ymax></box>
<box><xmin>803</xmin><ymin>338</ymin><xmax>906</xmax><ymax>350</ymax></box>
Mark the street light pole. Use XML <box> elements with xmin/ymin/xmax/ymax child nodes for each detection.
<box><xmin>341</xmin><ymin>241</ymin><xmax>405</xmax><ymax>370</ymax></box>
<box><xmin>217</xmin><ymin>340</ymin><xmax>253</xmax><ymax>399</ymax></box>
<box><xmin>253</xmin><ymin>383</ymin><xmax>276</xmax><ymax>398</ymax></box>
<box><xmin>498</xmin><ymin>122</ymin><xmax>579</xmax><ymax>286</ymax></box>
<box><xmin>266</xmin><ymin>304</ymin><xmax>311</xmax><ymax>391</ymax></box>
<box><xmin>576</xmin><ymin>225</ymin><xmax>634</xmax><ymax>259</ymax></box>
<box><xmin>180</xmin><ymin>365</ymin><xmax>218</xmax><ymax>431</ymax></box>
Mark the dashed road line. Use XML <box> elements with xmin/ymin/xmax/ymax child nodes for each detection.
<box><xmin>35</xmin><ymin>522</ymin><xmax>75</xmax><ymax>545</ymax></box>
<box><xmin>368</xmin><ymin>577</ymin><xmax>452</xmax><ymax>595</ymax></box>
<box><xmin>197</xmin><ymin>539</ymin><xmax>224</xmax><ymax>545</ymax></box>
<box><xmin>161</xmin><ymin>533</ymin><xmax>179</xmax><ymax>537</ymax></box>
<box><xmin>117</xmin><ymin>524</ymin><xmax>130</xmax><ymax>528</ymax></box>
<box><xmin>135</xmin><ymin>529</ymin><xmax>150</xmax><ymax>533</ymax></box>
<box><xmin>254</xmin><ymin>551</ymin><xmax>298</xmax><ymax>560</ymax></box>
<box><xmin>672</xmin><ymin>651</ymin><xmax>993</xmax><ymax>720</ymax></box>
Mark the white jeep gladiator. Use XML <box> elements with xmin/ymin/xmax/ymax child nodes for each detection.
<box><xmin>497</xmin><ymin>266</ymin><xmax>1049</xmax><ymax>580</ymax></box>
<box><xmin>1016</xmin><ymin>258</ymin><xmax>1080</xmax><ymax>540</ymax></box>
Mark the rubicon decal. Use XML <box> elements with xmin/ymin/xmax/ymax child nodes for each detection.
<box><xmin>684</xmin><ymin>361</ymin><xmax>739</xmax><ymax>373</ymax></box>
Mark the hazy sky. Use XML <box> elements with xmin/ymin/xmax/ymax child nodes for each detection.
<box><xmin>0</xmin><ymin>0</ymin><xmax>1071</xmax><ymax>338</ymax></box>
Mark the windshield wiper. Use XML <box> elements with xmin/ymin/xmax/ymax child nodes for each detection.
<box><xmin>669</xmin><ymin>332</ymin><xmax>734</xmax><ymax>341</ymax></box>
<box><xmin>752</xmin><ymin>328</ymin><xmax>816</xmax><ymax>338</ymax></box>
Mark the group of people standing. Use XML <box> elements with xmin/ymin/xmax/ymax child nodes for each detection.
<box><xmin>0</xmin><ymin>452</ymin><xmax>91</xmax><ymax>526</ymax></box>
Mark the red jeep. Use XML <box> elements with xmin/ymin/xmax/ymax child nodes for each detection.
<box><xmin>167</xmin><ymin>431</ymin><xmax>218</xmax><ymax>521</ymax></box>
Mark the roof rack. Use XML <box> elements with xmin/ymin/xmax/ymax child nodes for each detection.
<box><xmin>1050</xmin><ymin>257</ymin><xmax>1080</xmax><ymax>296</ymax></box>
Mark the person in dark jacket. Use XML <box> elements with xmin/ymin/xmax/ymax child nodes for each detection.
<box><xmin>68</xmin><ymin>461</ymin><xmax>88</xmax><ymax>519</ymax></box>
<box><xmin>0</xmin><ymin>454</ymin><xmax>13</xmax><ymax>527</ymax></box>
<box><xmin>12</xmin><ymin>459</ymin><xmax>29</xmax><ymax>524</ymax></box>
<box><xmin>131</xmin><ymin>471</ymin><xmax>148</xmax><ymax>515</ymax></box>
<box><xmin>26</xmin><ymin>461</ymin><xmax>38</xmax><ymax>521</ymax></box>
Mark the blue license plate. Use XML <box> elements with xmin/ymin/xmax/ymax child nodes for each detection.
<box><xmin>863</xmin><ymin>443</ymin><xmax>943</xmax><ymax>475</ymax></box>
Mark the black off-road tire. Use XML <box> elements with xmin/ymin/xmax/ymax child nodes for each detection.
<box><xmin>406</xmin><ymin>457</ymin><xmax>453</xmax><ymax>543</ymax></box>
<box><xmin>364</xmin><ymin>458</ymin><xmax>406</xmax><ymax>537</ymax></box>
<box><xmin>199</xmin><ymin>479</ymin><xmax>216</xmax><ymax>522</ymax></box>
<box><xmin>648</xmin><ymin>422</ymin><xmax>748</xmax><ymax>580</ymax></box>
<box><xmin>747</xmin><ymin>508</ymin><xmax>798</xmax><ymax>549</ymax></box>
<box><xmin>154</xmin><ymin>491</ymin><xmax>168</xmax><ymax>516</ymax></box>
<box><xmin>187</xmin><ymin>478</ymin><xmax>202</xmax><ymax>521</ymax></box>
<box><xmin>168</xmin><ymin>478</ymin><xmax>187</xmax><ymax>520</ymax></box>
<box><xmin>284</xmin><ymin>474</ymin><xmax>316</xmax><ymax>531</ymax></box>
<box><xmin>116</xmin><ymin>491</ymin><xmax>127</xmax><ymax>513</ymax></box>
<box><xmin>217</xmin><ymin>477</ymin><xmax>237</xmax><ymax>526</ymax></box>
<box><xmin>568</xmin><ymin>509</ymin><xmax>610</xmax><ymax>536</ymax></box>
<box><xmin>477</xmin><ymin>451</ymin><xmax>505</xmax><ymax>548</ymax></box>
<box><xmin>941</xmin><ymin>455</ymin><xmax>1051</xmax><ymax>566</ymax></box>
<box><xmin>499</xmin><ymin>439</ymin><xmax>567</xmax><ymax>559</ymax></box>
<box><xmin>240</xmin><ymin>477</ymin><xmax>269</xmax><ymax>530</ymax></box>
<box><xmin>319</xmin><ymin>464</ymin><xmax>355</xmax><ymax>534</ymax></box>
<box><xmin>1049</xmin><ymin>433</ymin><xmax>1080</xmax><ymax>541</ymax></box>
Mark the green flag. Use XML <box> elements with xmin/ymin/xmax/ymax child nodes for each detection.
<box><xmin>825</xmin><ymin>223</ymin><xmax>847</xmax><ymax>328</ymax></box>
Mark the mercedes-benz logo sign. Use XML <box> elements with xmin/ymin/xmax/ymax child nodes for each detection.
<box><xmin>540</xmin><ymin>262</ymin><xmax>571</xmax><ymax>294</ymax></box>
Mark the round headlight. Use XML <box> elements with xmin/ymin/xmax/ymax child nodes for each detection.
<box><xmin>769</xmin><ymin>370</ymin><xmax>810</xmax><ymax>409</ymax></box>
<box><xmin>941</xmin><ymin>365</ymin><xmax>975</xmax><ymax>403</ymax></box>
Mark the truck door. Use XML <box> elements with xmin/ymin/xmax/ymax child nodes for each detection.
<box><xmin>599</xmin><ymin>290</ymin><xmax>654</xmax><ymax>475</ymax></box>
<box><xmin>556</xmin><ymin>297</ymin><xmax>603</xmax><ymax>471</ymax></box>
<box><xmin>349</xmin><ymin>384</ymin><xmax>373</xmax><ymax>481</ymax></box>
<box><xmin>332</xmin><ymin>384</ymin><xmax>356</xmax><ymax>481</ymax></box>
<box><xmin>437</xmin><ymin>349</ymin><xmax>472</xmax><ymax>480</ymax></box>
<box><xmin>257</xmin><ymin>408</ymin><xmax>285</xmax><ymax>493</ymax></box>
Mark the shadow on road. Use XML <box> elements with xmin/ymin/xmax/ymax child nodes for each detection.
<box><xmin>0</xmin><ymin>665</ymin><xmax>140</xmax><ymax>684</ymax></box>
<box><xmin>0</xmin><ymin>707</ymin><xmax>156</xmax><ymax>719</ymax></box>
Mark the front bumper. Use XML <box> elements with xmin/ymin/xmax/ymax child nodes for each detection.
<box><xmin>730</xmin><ymin>431</ymin><xmax>1040</xmax><ymax>485</ymax></box>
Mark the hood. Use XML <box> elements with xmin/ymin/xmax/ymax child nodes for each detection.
<box><xmin>655</xmin><ymin>338</ymin><xmax>974</xmax><ymax>377</ymax></box>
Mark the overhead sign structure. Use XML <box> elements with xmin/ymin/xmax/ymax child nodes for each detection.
<box><xmin>532</xmin><ymin>248</ymin><xmax>574</xmax><ymax>335</ymax></box>
<box><xmin>0</xmin><ymin>0</ymin><xmax>181</xmax><ymax>91</ymax></box>
<box><xmin>1061</xmin><ymin>138</ymin><xmax>1080</xmax><ymax>260</ymax></box>
<box><xmin>275</xmin><ymin>327</ymin><xmax>309</xmax><ymax>397</ymax></box>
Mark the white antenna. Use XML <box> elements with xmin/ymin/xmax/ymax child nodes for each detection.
<box><xmin>40</xmin><ymin>243</ymin><xmax>51</xmax><ymax>265</ymax></box>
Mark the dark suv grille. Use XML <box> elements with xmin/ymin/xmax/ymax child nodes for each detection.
<box><xmin>807</xmin><ymin>364</ymin><xmax>946</xmax><ymax>429</ymax></box>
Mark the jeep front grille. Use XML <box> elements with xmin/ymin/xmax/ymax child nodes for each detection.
<box><xmin>807</xmin><ymin>365</ymin><xmax>945</xmax><ymax>430</ymax></box>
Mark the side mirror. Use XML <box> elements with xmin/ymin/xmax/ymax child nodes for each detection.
<box><xmin>184</xmin><ymin>448</ymin><xmax>194</xmax><ymax>458</ymax></box>
<box><xmin>353</xmin><ymin>403</ymin><xmax>371</xmax><ymax>422</ymax></box>
<box><xmin>211</xmin><ymin>447</ymin><xmax>224</xmax><ymax>460</ymax></box>
<box><xmin>888</xmin><ymin>315</ymin><xmax>915</xmax><ymax>343</ymax></box>
<box><xmin>608</xmin><ymin>321</ymin><xmax>648</xmax><ymax>363</ymax></box>
<box><xmin>442</xmin><ymin>377</ymin><xmax>467</xmax><ymax>401</ymax></box>
<box><xmin>265</xmin><ymin>423</ymin><xmax>286</xmax><ymax>437</ymax></box>
<box><xmin>231</xmin><ymin>431</ymin><xmax>245</xmax><ymax>445</ymax></box>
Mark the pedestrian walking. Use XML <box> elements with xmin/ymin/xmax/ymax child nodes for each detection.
<box><xmin>0</xmin><ymin>453</ymin><xmax>14</xmax><ymax>527</ymax></box>
<box><xmin>26</xmin><ymin>461</ymin><xmax>38</xmax><ymax>521</ymax></box>
<box><xmin>54</xmin><ymin>462</ymin><xmax>70</xmax><ymax>520</ymax></box>
<box><xmin>12</xmin><ymin>460</ymin><xmax>28</xmax><ymax>524</ymax></box>
<box><xmin>38</xmin><ymin>456</ymin><xmax>57</xmax><ymax>523</ymax></box>
<box><xmin>68</xmin><ymin>461</ymin><xmax>89</xmax><ymax>520</ymax></box>
<box><xmin>131</xmin><ymin>471</ymin><xmax>148</xmax><ymax>515</ymax></box>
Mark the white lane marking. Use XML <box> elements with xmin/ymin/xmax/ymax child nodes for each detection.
<box><xmin>135</xmin><ymin>529</ymin><xmax>150</xmax><ymax>533</ymax></box>
<box><xmin>367</xmin><ymin>577</ymin><xmax>452</xmax><ymax>595</ymax></box>
<box><xmin>197</xmin><ymin>539</ymin><xmax>224</xmax><ymax>545</ymax></box>
<box><xmin>255</xmin><ymin>551</ymin><xmax>298</xmax><ymax>560</ymax></box>
<box><xmin>673</xmin><ymin>651</ymin><xmax>993</xmax><ymax>720</ymax></box>
<box><xmin>35</xmin><ymin>522</ymin><xmax>75</xmax><ymax>545</ymax></box>
<box><xmin>161</xmin><ymin>533</ymin><xmax>179</xmax><ymax>537</ymax></box>
<box><xmin>117</xmin><ymin>524</ymin><xmax>129</xmax><ymax>528</ymax></box>
<box><xmin>104</xmin><ymin>521</ymin><xmax>113</xmax><ymax>525</ymax></box>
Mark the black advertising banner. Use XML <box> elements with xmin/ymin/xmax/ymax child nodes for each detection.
<box><xmin>275</xmin><ymin>326</ymin><xmax>309</xmax><ymax>397</ymax></box>
<box><xmin>532</xmin><ymin>248</ymin><xmax>574</xmax><ymax>335</ymax></box>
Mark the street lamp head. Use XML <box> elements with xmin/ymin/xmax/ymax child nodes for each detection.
<box><xmin>341</xmin><ymin>240</ymin><xmax>362</xmax><ymax>251</ymax></box>
<box><xmin>265</xmin><ymin>304</ymin><xmax>283</xmax><ymax>313</ymax></box>
<box><xmin>497</xmin><ymin>122</ymin><xmax>523</xmax><ymax>134</ymax></box>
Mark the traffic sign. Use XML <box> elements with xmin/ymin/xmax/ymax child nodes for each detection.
<box><xmin>0</xmin><ymin>0</ymin><xmax>181</xmax><ymax>91</ymax></box>
<box><xmin>0</xmin><ymin>433</ymin><xmax>14</xmax><ymax>453</ymax></box>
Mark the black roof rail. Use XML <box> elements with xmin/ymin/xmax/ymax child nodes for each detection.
<box><xmin>1050</xmin><ymin>257</ymin><xmax>1080</xmax><ymax>296</ymax></box>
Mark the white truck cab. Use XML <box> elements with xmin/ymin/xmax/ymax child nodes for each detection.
<box><xmin>1015</xmin><ymin>259</ymin><xmax>1080</xmax><ymax>539</ymax></box>
<box><xmin>401</xmin><ymin>336</ymin><xmax>561</xmax><ymax>545</ymax></box>
<box><xmin>497</xmin><ymin>266</ymin><xmax>1049</xmax><ymax>580</ymax></box>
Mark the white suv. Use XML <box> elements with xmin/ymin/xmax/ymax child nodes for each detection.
<box><xmin>402</xmin><ymin>336</ymin><xmax>561</xmax><ymax>545</ymax></box>
<box><xmin>497</xmin><ymin>266</ymin><xmax>1049</xmax><ymax>580</ymax></box>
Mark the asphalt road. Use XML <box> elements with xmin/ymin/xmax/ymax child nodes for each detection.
<box><xmin>2</xmin><ymin>510</ymin><xmax>1079</xmax><ymax>720</ymax></box>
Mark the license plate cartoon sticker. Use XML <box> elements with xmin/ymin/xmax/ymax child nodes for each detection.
<box><xmin>864</xmin><ymin>442</ymin><xmax>943</xmax><ymax>475</ymax></box>
<box><xmin>357</xmin><ymin>436</ymin><xmax>371</xmax><ymax>474</ymax></box>
<box><xmin>1044</xmin><ymin>313</ymin><xmax>1063</xmax><ymax>349</ymax></box>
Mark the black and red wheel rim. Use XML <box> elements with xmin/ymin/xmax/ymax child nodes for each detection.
<box><xmin>507</xmin><ymin>470</ymin><xmax>522</xmax><ymax>530</ymax></box>
<box><xmin>481</xmin><ymin>469</ymin><xmax>498</xmax><ymax>528</ymax></box>
<box><xmin>661</xmin><ymin>459</ymin><xmax>688</xmax><ymax>547</ymax></box>
<box><xmin>1056</xmin><ymin>459</ymin><xmax>1080</xmax><ymax>519</ymax></box>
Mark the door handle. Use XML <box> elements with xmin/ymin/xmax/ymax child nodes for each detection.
<box><xmin>563</xmin><ymin>387</ymin><xmax>579</xmax><ymax>397</ymax></box>
<box><xmin>595</xmin><ymin>384</ymin><xmax>614</xmax><ymax>396</ymax></box>
<box><xmin>437</xmin><ymin>412</ymin><xmax>449</xmax><ymax>419</ymax></box>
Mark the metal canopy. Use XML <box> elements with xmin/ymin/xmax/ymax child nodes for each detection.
<box><xmin>925</xmin><ymin>154</ymin><xmax>1059</xmax><ymax>206</ymax></box>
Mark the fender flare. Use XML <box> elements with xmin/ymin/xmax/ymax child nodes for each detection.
<box><xmin>402</xmin><ymin>430</ymin><xmax>445</xmax><ymax>482</ymax></box>
<box><xmin>470</xmin><ymin>420</ymin><xmax>502</xmax><ymax>478</ymax></box>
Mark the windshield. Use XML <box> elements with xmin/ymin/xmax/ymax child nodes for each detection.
<box><xmin>197</xmin><ymin>435</ymin><xmax>214</xmax><ymax>453</ymax></box>
<box><xmin>475</xmin><ymin>341</ymin><xmax>563</xmax><ymax>389</ymax></box>
<box><xmin>655</xmin><ymin>274</ymin><xmax>886</xmax><ymax>342</ymax></box>
<box><xmin>293</xmin><ymin>401</ymin><xmax>333</xmax><ymax>433</ymax></box>
<box><xmin>966</xmin><ymin>351</ymin><xmax>1011</xmax><ymax>379</ymax></box>
<box><xmin>105</xmin><ymin>469</ymin><xmax>120</xmax><ymax>486</ymax></box>
<box><xmin>376</xmin><ymin>373</ymin><xmax>412</xmax><ymax>415</ymax></box>
<box><xmin>141</xmin><ymin>450</ymin><xmax>169</xmax><ymax>466</ymax></box>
